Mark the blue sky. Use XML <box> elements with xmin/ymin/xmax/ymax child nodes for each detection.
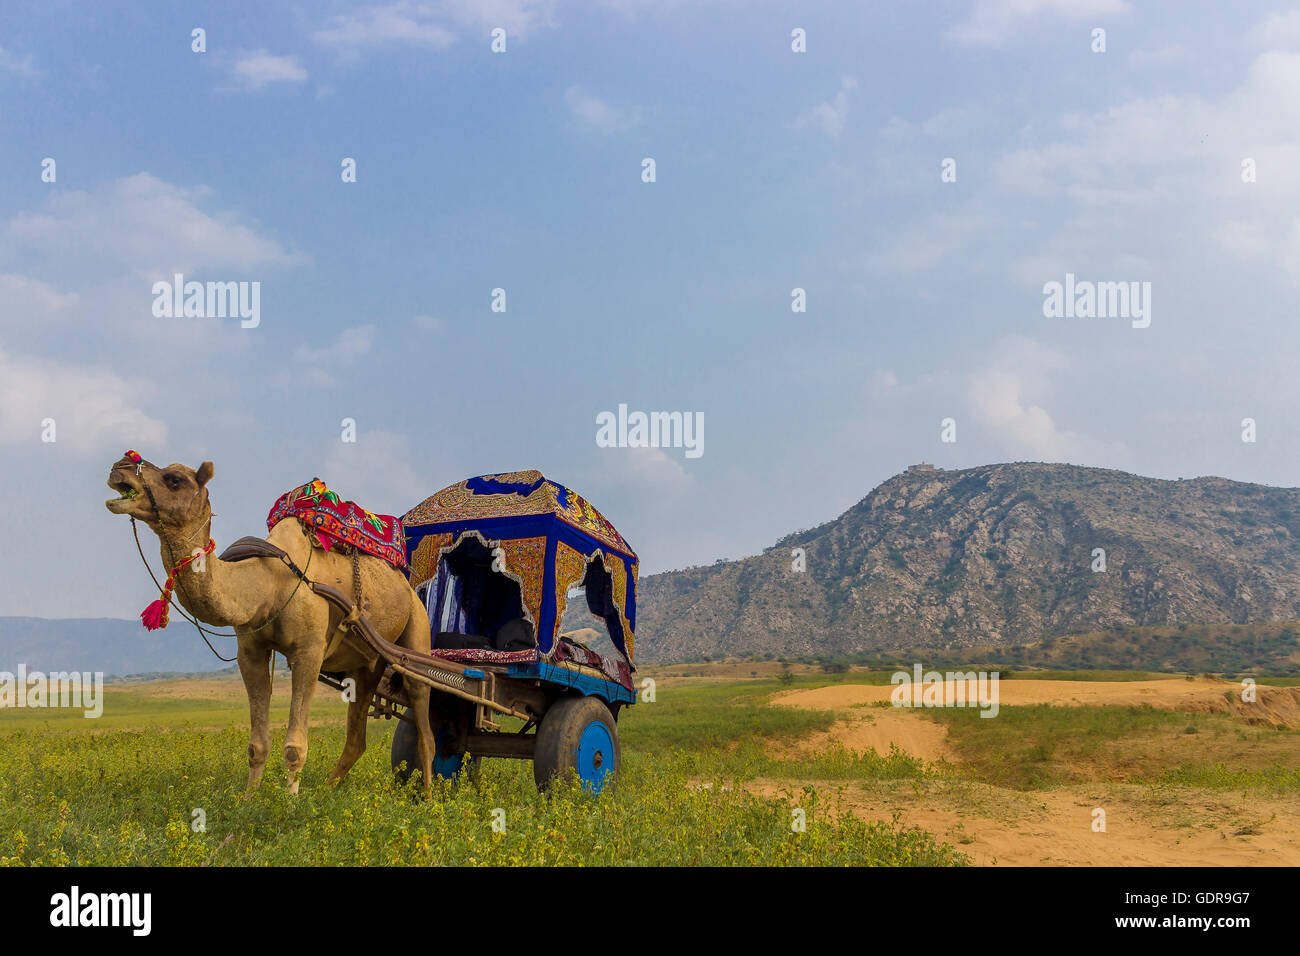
<box><xmin>2</xmin><ymin>0</ymin><xmax>1299</xmax><ymax>617</ymax></box>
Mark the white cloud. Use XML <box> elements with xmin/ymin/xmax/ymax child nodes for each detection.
<box><xmin>313</xmin><ymin>3</ymin><xmax>456</xmax><ymax>53</ymax></box>
<box><xmin>867</xmin><ymin>213</ymin><xmax>983</xmax><ymax>273</ymax></box>
<box><xmin>948</xmin><ymin>0</ymin><xmax>1131</xmax><ymax>46</ymax></box>
<box><xmin>995</xmin><ymin>46</ymin><xmax>1300</xmax><ymax>283</ymax></box>
<box><xmin>0</xmin><ymin>274</ymin><xmax>79</xmax><ymax>324</ymax></box>
<box><xmin>965</xmin><ymin>337</ymin><xmax>1121</xmax><ymax>463</ymax></box>
<box><xmin>293</xmin><ymin>324</ymin><xmax>377</xmax><ymax>366</ymax></box>
<box><xmin>1127</xmin><ymin>43</ymin><xmax>1190</xmax><ymax>68</ymax></box>
<box><xmin>312</xmin><ymin>1</ymin><xmax>555</xmax><ymax>56</ymax></box>
<box><xmin>596</xmin><ymin>445</ymin><xmax>691</xmax><ymax>497</ymax></box>
<box><xmin>869</xmin><ymin>370</ymin><xmax>900</xmax><ymax>401</ymax></box>
<box><xmin>229</xmin><ymin>50</ymin><xmax>308</xmax><ymax>90</ymax></box>
<box><xmin>439</xmin><ymin>0</ymin><xmax>556</xmax><ymax>36</ymax></box>
<box><xmin>564</xmin><ymin>85</ymin><xmax>639</xmax><ymax>133</ymax></box>
<box><xmin>0</xmin><ymin>46</ymin><xmax>39</xmax><ymax>78</ymax></box>
<box><xmin>591</xmin><ymin>0</ymin><xmax>687</xmax><ymax>17</ymax></box>
<box><xmin>794</xmin><ymin>76</ymin><xmax>858</xmax><ymax>138</ymax></box>
<box><xmin>412</xmin><ymin>314</ymin><xmax>444</xmax><ymax>330</ymax></box>
<box><xmin>1243</xmin><ymin>49</ymin><xmax>1300</xmax><ymax>129</ymax></box>
<box><xmin>324</xmin><ymin>430</ymin><xmax>427</xmax><ymax>513</ymax></box>
<box><xmin>998</xmin><ymin>51</ymin><xmax>1300</xmax><ymax>197</ymax></box>
<box><xmin>290</xmin><ymin>325</ymin><xmax>378</xmax><ymax>387</ymax></box>
<box><xmin>4</xmin><ymin>172</ymin><xmax>305</xmax><ymax>278</ymax></box>
<box><xmin>1249</xmin><ymin>11</ymin><xmax>1300</xmax><ymax>48</ymax></box>
<box><xmin>0</xmin><ymin>346</ymin><xmax>167</xmax><ymax>453</ymax></box>
<box><xmin>1216</xmin><ymin>219</ymin><xmax>1277</xmax><ymax>263</ymax></box>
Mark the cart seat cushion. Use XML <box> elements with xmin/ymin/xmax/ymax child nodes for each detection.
<box><xmin>494</xmin><ymin>617</ymin><xmax>535</xmax><ymax>651</ymax></box>
<box><xmin>267</xmin><ymin>478</ymin><xmax>407</xmax><ymax>570</ymax></box>
<box><xmin>433</xmin><ymin>630</ymin><xmax>494</xmax><ymax>651</ymax></box>
<box><xmin>429</xmin><ymin>646</ymin><xmax>539</xmax><ymax>664</ymax></box>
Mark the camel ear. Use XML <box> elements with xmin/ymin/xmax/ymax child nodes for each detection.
<box><xmin>195</xmin><ymin>461</ymin><xmax>214</xmax><ymax>487</ymax></box>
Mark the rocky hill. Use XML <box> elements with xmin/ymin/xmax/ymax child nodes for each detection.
<box><xmin>635</xmin><ymin>463</ymin><xmax>1300</xmax><ymax>663</ymax></box>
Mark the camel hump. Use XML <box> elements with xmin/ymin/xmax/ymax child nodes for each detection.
<box><xmin>220</xmin><ymin>535</ymin><xmax>289</xmax><ymax>563</ymax></box>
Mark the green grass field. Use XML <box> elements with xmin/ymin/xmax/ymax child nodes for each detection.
<box><xmin>3</xmin><ymin>669</ymin><xmax>1296</xmax><ymax>866</ymax></box>
<box><xmin>926</xmin><ymin>702</ymin><xmax>1300</xmax><ymax>792</ymax></box>
<box><xmin>0</xmin><ymin>674</ymin><xmax>963</xmax><ymax>866</ymax></box>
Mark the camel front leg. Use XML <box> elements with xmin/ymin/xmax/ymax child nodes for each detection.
<box><xmin>283</xmin><ymin>643</ymin><xmax>325</xmax><ymax>795</ymax></box>
<box><xmin>236</xmin><ymin>640</ymin><xmax>273</xmax><ymax>792</ymax></box>
<box><xmin>326</xmin><ymin>661</ymin><xmax>383</xmax><ymax>786</ymax></box>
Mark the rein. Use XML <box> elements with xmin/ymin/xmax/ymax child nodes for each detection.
<box><xmin>129</xmin><ymin>510</ymin><xmax>314</xmax><ymax>664</ymax></box>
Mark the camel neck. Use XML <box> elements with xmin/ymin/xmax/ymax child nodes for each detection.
<box><xmin>155</xmin><ymin>519</ymin><xmax>239</xmax><ymax>627</ymax></box>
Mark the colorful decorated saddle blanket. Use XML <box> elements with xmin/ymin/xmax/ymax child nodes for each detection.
<box><xmin>267</xmin><ymin>478</ymin><xmax>407</xmax><ymax>571</ymax></box>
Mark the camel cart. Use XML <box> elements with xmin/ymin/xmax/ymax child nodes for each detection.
<box><xmin>309</xmin><ymin>472</ymin><xmax>639</xmax><ymax>795</ymax></box>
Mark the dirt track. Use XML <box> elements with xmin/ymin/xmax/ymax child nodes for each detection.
<box><xmin>771</xmin><ymin>708</ymin><xmax>958</xmax><ymax>764</ymax></box>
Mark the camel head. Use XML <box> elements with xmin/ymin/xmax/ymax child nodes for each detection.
<box><xmin>105</xmin><ymin>451</ymin><xmax>215</xmax><ymax>536</ymax></box>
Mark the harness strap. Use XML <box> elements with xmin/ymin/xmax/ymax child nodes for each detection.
<box><xmin>323</xmin><ymin>606</ymin><xmax>361</xmax><ymax>662</ymax></box>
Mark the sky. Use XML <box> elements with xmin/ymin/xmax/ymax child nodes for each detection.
<box><xmin>1</xmin><ymin>0</ymin><xmax>1299</xmax><ymax>618</ymax></box>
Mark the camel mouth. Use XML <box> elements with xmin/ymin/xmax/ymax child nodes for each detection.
<box><xmin>106</xmin><ymin>472</ymin><xmax>144</xmax><ymax>512</ymax></box>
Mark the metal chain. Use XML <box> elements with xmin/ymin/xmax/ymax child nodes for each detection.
<box><xmin>353</xmin><ymin>549</ymin><xmax>363</xmax><ymax>611</ymax></box>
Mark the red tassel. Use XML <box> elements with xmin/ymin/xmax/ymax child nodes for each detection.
<box><xmin>140</xmin><ymin>598</ymin><xmax>168</xmax><ymax>631</ymax></box>
<box><xmin>138</xmin><ymin>542</ymin><xmax>212</xmax><ymax>631</ymax></box>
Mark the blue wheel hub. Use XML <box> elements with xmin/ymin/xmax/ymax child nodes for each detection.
<box><xmin>574</xmin><ymin>721</ymin><xmax>614</xmax><ymax>794</ymax></box>
<box><xmin>433</xmin><ymin>727</ymin><xmax>466</xmax><ymax>779</ymax></box>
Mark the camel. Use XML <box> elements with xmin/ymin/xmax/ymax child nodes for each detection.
<box><xmin>104</xmin><ymin>452</ymin><xmax>436</xmax><ymax>797</ymax></box>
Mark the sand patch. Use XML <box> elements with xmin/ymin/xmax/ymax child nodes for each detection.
<box><xmin>770</xmin><ymin>708</ymin><xmax>957</xmax><ymax>764</ymax></box>
<box><xmin>750</xmin><ymin>777</ymin><xmax>1300</xmax><ymax>866</ymax></box>
<box><xmin>773</xmin><ymin>678</ymin><xmax>1300</xmax><ymax>729</ymax></box>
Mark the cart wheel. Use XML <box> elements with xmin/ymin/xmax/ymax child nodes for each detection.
<box><xmin>533</xmin><ymin>695</ymin><xmax>620</xmax><ymax>795</ymax></box>
<box><xmin>391</xmin><ymin>709</ymin><xmax>477</xmax><ymax>783</ymax></box>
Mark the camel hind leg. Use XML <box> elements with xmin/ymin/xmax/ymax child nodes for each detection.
<box><xmin>236</xmin><ymin>638</ymin><xmax>273</xmax><ymax>792</ymax></box>
<box><xmin>405</xmin><ymin>682</ymin><xmax>435</xmax><ymax>800</ymax></box>
<box><xmin>397</xmin><ymin>589</ymin><xmax>435</xmax><ymax>799</ymax></box>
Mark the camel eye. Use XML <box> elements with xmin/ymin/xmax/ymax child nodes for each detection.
<box><xmin>164</xmin><ymin>474</ymin><xmax>183</xmax><ymax>489</ymax></box>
